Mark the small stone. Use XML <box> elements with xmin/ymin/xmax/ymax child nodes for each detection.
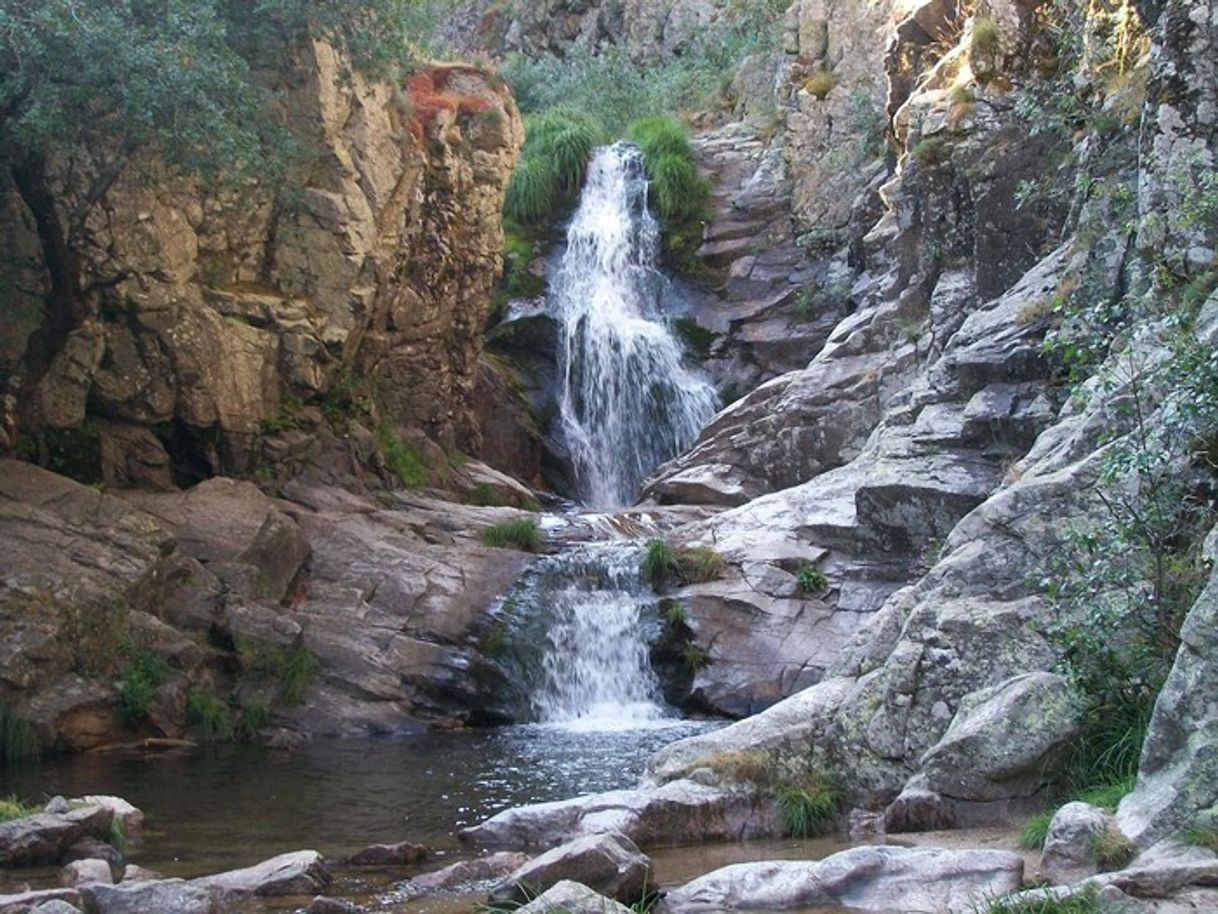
<box><xmin>45</xmin><ymin>797</ymin><xmax>70</xmax><ymax>815</ymax></box>
<box><xmin>121</xmin><ymin>864</ymin><xmax>162</xmax><ymax>883</ymax></box>
<box><xmin>60</xmin><ymin>858</ymin><xmax>114</xmax><ymax>887</ymax></box>
<box><xmin>343</xmin><ymin>841</ymin><xmax>427</xmax><ymax>866</ymax></box>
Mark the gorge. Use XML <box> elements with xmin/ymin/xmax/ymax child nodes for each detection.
<box><xmin>1</xmin><ymin>0</ymin><xmax>1218</xmax><ymax>912</ymax></box>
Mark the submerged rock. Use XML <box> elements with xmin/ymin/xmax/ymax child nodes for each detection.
<box><xmin>79</xmin><ymin>880</ymin><xmax>231</xmax><ymax>914</ymax></box>
<box><xmin>663</xmin><ymin>846</ymin><xmax>1024</xmax><ymax>913</ymax></box>
<box><xmin>193</xmin><ymin>850</ymin><xmax>330</xmax><ymax>896</ymax></box>
<box><xmin>489</xmin><ymin>832</ymin><xmax>651</xmax><ymax>905</ymax></box>
<box><xmin>514</xmin><ymin>880</ymin><xmax>633</xmax><ymax>914</ymax></box>
<box><xmin>342</xmin><ymin>841</ymin><xmax>427</xmax><ymax>866</ymax></box>
<box><xmin>304</xmin><ymin>898</ymin><xmax>363</xmax><ymax>914</ymax></box>
<box><xmin>405</xmin><ymin>852</ymin><xmax>530</xmax><ymax>895</ymax></box>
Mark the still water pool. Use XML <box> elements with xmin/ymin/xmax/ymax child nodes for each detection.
<box><xmin>0</xmin><ymin>720</ymin><xmax>721</xmax><ymax>877</ymax></box>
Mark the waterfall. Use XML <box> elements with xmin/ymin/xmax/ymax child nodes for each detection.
<box><xmin>498</xmin><ymin>545</ymin><xmax>670</xmax><ymax>731</ymax></box>
<box><xmin>549</xmin><ymin>143</ymin><xmax>719</xmax><ymax>509</ymax></box>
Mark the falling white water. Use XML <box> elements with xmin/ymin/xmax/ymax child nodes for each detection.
<box><xmin>550</xmin><ymin>143</ymin><xmax>719</xmax><ymax>509</ymax></box>
<box><xmin>528</xmin><ymin>545</ymin><xmax>670</xmax><ymax>732</ymax></box>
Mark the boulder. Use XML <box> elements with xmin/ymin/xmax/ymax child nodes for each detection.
<box><xmin>78</xmin><ymin>880</ymin><xmax>231</xmax><ymax>914</ymax></box>
<box><xmin>342</xmin><ymin>841</ymin><xmax>427</xmax><ymax>866</ymax></box>
<box><xmin>303</xmin><ymin>898</ymin><xmax>363</xmax><ymax>914</ymax></box>
<box><xmin>60</xmin><ymin>858</ymin><xmax>114</xmax><ymax>887</ymax></box>
<box><xmin>119</xmin><ymin>865</ymin><xmax>161</xmax><ymax>883</ymax></box>
<box><xmin>0</xmin><ymin>889</ymin><xmax>82</xmax><ymax>914</ymax></box>
<box><xmin>405</xmin><ymin>852</ymin><xmax>530</xmax><ymax>894</ymax></box>
<box><xmin>71</xmin><ymin>798</ymin><xmax>143</xmax><ymax>833</ymax></box>
<box><xmin>63</xmin><ymin>839</ymin><xmax>123</xmax><ymax>869</ymax></box>
<box><xmin>461</xmin><ymin>779</ymin><xmax>777</xmax><ymax>850</ymax></box>
<box><xmin>0</xmin><ymin>807</ymin><xmax>115</xmax><ymax>868</ymax></box>
<box><xmin>664</xmin><ymin>846</ymin><xmax>1024</xmax><ymax>913</ymax></box>
<box><xmin>514</xmin><ymin>880</ymin><xmax>634</xmax><ymax>914</ymax></box>
<box><xmin>1041</xmin><ymin>802</ymin><xmax>1110</xmax><ymax>884</ymax></box>
<box><xmin>193</xmin><ymin>850</ymin><xmax>329</xmax><ymax>897</ymax></box>
<box><xmin>489</xmin><ymin>833</ymin><xmax>652</xmax><ymax>906</ymax></box>
<box><xmin>920</xmin><ymin>672</ymin><xmax>1084</xmax><ymax>801</ymax></box>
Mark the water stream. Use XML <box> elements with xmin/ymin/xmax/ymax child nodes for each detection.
<box><xmin>550</xmin><ymin>143</ymin><xmax>719</xmax><ymax>509</ymax></box>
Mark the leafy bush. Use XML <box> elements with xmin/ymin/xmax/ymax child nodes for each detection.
<box><xmin>117</xmin><ymin>650</ymin><xmax>171</xmax><ymax>723</ymax></box>
<box><xmin>186</xmin><ymin>686</ymin><xmax>233</xmax><ymax>742</ymax></box>
<box><xmin>480</xmin><ymin>517</ymin><xmax>543</xmax><ymax>552</ymax></box>
<box><xmin>375</xmin><ymin>420</ymin><xmax>427</xmax><ymax>489</ymax></box>
<box><xmin>0</xmin><ymin>703</ymin><xmax>40</xmax><ymax>767</ymax></box>
<box><xmin>796</xmin><ymin>565</ymin><xmax>828</xmax><ymax>595</ymax></box>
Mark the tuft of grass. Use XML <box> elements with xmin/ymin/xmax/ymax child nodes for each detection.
<box><xmin>970</xmin><ymin>17</ymin><xmax>1001</xmax><ymax>58</ymax></box>
<box><xmin>681</xmin><ymin>642</ymin><xmax>710</xmax><ymax>671</ymax></box>
<box><xmin>979</xmin><ymin>885</ymin><xmax>1100</xmax><ymax>914</ymax></box>
<box><xmin>1093</xmin><ymin>824</ymin><xmax>1136</xmax><ymax>869</ymax></box>
<box><xmin>505</xmin><ymin>108</ymin><xmax>604</xmax><ymax>224</ymax></box>
<box><xmin>117</xmin><ymin>650</ymin><xmax>171</xmax><ymax>723</ymax></box>
<box><xmin>375</xmin><ymin>420</ymin><xmax>428</xmax><ymax>489</ymax></box>
<box><xmin>0</xmin><ymin>794</ymin><xmax>39</xmax><ymax>823</ymax></box>
<box><xmin>1020</xmin><ymin>810</ymin><xmax>1055</xmax><ymax>849</ymax></box>
<box><xmin>776</xmin><ymin>770</ymin><xmax>840</xmax><ymax>838</ymax></box>
<box><xmin>240</xmin><ymin>642</ymin><xmax>319</xmax><ymax>706</ymax></box>
<box><xmin>1075</xmin><ymin>776</ymin><xmax>1135</xmax><ymax>812</ymax></box>
<box><xmin>1183</xmin><ymin>825</ymin><xmax>1218</xmax><ymax>852</ymax></box>
<box><xmin>628</xmin><ymin>115</ymin><xmax>711</xmax><ymax>274</ymax></box>
<box><xmin>480</xmin><ymin>517</ymin><xmax>543</xmax><ymax>552</ymax></box>
<box><xmin>803</xmin><ymin>69</ymin><xmax>836</xmax><ymax>99</ymax></box>
<box><xmin>186</xmin><ymin>686</ymin><xmax>233</xmax><ymax>742</ymax></box>
<box><xmin>662</xmin><ymin>600</ymin><xmax>688</xmax><ymax>627</ymax></box>
<box><xmin>674</xmin><ymin>316</ymin><xmax>716</xmax><ymax>361</ymax></box>
<box><xmin>237</xmin><ymin>701</ymin><xmax>269</xmax><ymax>741</ymax></box>
<box><xmin>644</xmin><ymin>151</ymin><xmax>710</xmax><ymax>224</ymax></box>
<box><xmin>796</xmin><ymin>565</ymin><xmax>828</xmax><ymax>595</ymax></box>
<box><xmin>679</xmin><ymin>546</ymin><xmax>725</xmax><ymax>583</ymax></box>
<box><xmin>470</xmin><ymin>482</ymin><xmax>506</xmax><ymax>507</ymax></box>
<box><xmin>912</xmin><ymin>135</ymin><xmax>949</xmax><ymax>167</ymax></box>
<box><xmin>642</xmin><ymin>539</ymin><xmax>682</xmax><ymax>588</ymax></box>
<box><xmin>0</xmin><ymin>702</ymin><xmax>40</xmax><ymax>767</ymax></box>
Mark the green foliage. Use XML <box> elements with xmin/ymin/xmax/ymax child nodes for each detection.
<box><xmin>970</xmin><ymin>17</ymin><xmax>1001</xmax><ymax>58</ymax></box>
<box><xmin>979</xmin><ymin>886</ymin><xmax>1100</xmax><ymax>914</ymax></box>
<box><xmin>1183</xmin><ymin>825</ymin><xmax>1218</xmax><ymax>852</ymax></box>
<box><xmin>1076</xmin><ymin>777</ymin><xmax>1136</xmax><ymax>812</ymax></box>
<box><xmin>185</xmin><ymin>685</ymin><xmax>233</xmax><ymax>741</ymax></box>
<box><xmin>375</xmin><ymin>420</ymin><xmax>427</xmax><ymax>489</ymax></box>
<box><xmin>912</xmin><ymin>135</ymin><xmax>949</xmax><ymax>167</ymax></box>
<box><xmin>775</xmin><ymin>770</ymin><xmax>840</xmax><ymax>838</ymax></box>
<box><xmin>0</xmin><ymin>794</ymin><xmax>38</xmax><ymax>823</ymax></box>
<box><xmin>40</xmin><ymin>424</ymin><xmax>104</xmax><ymax>486</ymax></box>
<box><xmin>240</xmin><ymin>642</ymin><xmax>318</xmax><ymax>706</ymax></box>
<box><xmin>796</xmin><ymin>565</ymin><xmax>828</xmax><ymax>595</ymax></box>
<box><xmin>681</xmin><ymin>642</ymin><xmax>710</xmax><ymax>672</ymax></box>
<box><xmin>319</xmin><ymin>364</ymin><xmax>373</xmax><ymax>431</ymax></box>
<box><xmin>642</xmin><ymin>539</ymin><xmax>682</xmax><ymax>588</ymax></box>
<box><xmin>679</xmin><ymin>546</ymin><xmax>725</xmax><ymax>583</ymax></box>
<box><xmin>0</xmin><ymin>702</ymin><xmax>40</xmax><ymax>767</ymax></box>
<box><xmin>237</xmin><ymin>702</ymin><xmax>269</xmax><ymax>741</ymax></box>
<box><xmin>117</xmin><ymin>649</ymin><xmax>171</xmax><ymax>723</ymax></box>
<box><xmin>1020</xmin><ymin>810</ymin><xmax>1055</xmax><ymax>850</ymax></box>
<box><xmin>627</xmin><ymin>115</ymin><xmax>711</xmax><ymax>274</ymax></box>
<box><xmin>480</xmin><ymin>517</ymin><xmax>543</xmax><ymax>552</ymax></box>
<box><xmin>499</xmin><ymin>223</ymin><xmax>546</xmax><ymax>308</ymax></box>
<box><xmin>662</xmin><ymin>601</ymin><xmax>688</xmax><ymax>627</ymax></box>
<box><xmin>803</xmin><ymin>70</ymin><xmax>836</xmax><ymax>100</ymax></box>
<box><xmin>1093</xmin><ymin>824</ymin><xmax>1135</xmax><ymax>869</ymax></box>
<box><xmin>260</xmin><ymin>393</ymin><xmax>303</xmax><ymax>434</ymax></box>
<box><xmin>504</xmin><ymin>108</ymin><xmax>604</xmax><ymax>224</ymax></box>
<box><xmin>1019</xmin><ymin>776</ymin><xmax>1135</xmax><ymax>851</ymax></box>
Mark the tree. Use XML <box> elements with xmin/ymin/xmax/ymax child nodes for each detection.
<box><xmin>0</xmin><ymin>0</ymin><xmax>419</xmax><ymax>416</ymax></box>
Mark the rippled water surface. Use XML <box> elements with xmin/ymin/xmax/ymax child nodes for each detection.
<box><xmin>0</xmin><ymin>720</ymin><xmax>721</xmax><ymax>876</ymax></box>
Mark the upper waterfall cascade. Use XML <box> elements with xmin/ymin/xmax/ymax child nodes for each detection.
<box><xmin>549</xmin><ymin>143</ymin><xmax>719</xmax><ymax>509</ymax></box>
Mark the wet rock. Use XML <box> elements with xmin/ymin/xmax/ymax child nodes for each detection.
<box><xmin>343</xmin><ymin>841</ymin><xmax>427</xmax><ymax>866</ymax></box>
<box><xmin>489</xmin><ymin>832</ymin><xmax>652</xmax><ymax>905</ymax></box>
<box><xmin>0</xmin><ymin>806</ymin><xmax>115</xmax><ymax>868</ymax></box>
<box><xmin>920</xmin><ymin>672</ymin><xmax>1084</xmax><ymax>801</ymax></box>
<box><xmin>883</xmin><ymin>781</ymin><xmax>956</xmax><ymax>833</ymax></box>
<box><xmin>664</xmin><ymin>846</ymin><xmax>1024</xmax><ymax>913</ymax></box>
<box><xmin>303</xmin><ymin>898</ymin><xmax>363</xmax><ymax>914</ymax></box>
<box><xmin>405</xmin><ymin>852</ymin><xmax>530</xmax><ymax>894</ymax></box>
<box><xmin>60</xmin><ymin>859</ymin><xmax>113</xmax><ymax>887</ymax></box>
<box><xmin>1041</xmin><ymin>802</ymin><xmax>1110</xmax><ymax>884</ymax></box>
<box><xmin>79</xmin><ymin>879</ymin><xmax>232</xmax><ymax>914</ymax></box>
<box><xmin>44</xmin><ymin>798</ymin><xmax>69</xmax><ymax>816</ymax></box>
<box><xmin>71</xmin><ymin>798</ymin><xmax>142</xmax><ymax>833</ymax></box>
<box><xmin>119</xmin><ymin>865</ymin><xmax>161</xmax><ymax>883</ymax></box>
<box><xmin>31</xmin><ymin>901</ymin><xmax>84</xmax><ymax>914</ymax></box>
<box><xmin>514</xmin><ymin>880</ymin><xmax>633</xmax><ymax>914</ymax></box>
<box><xmin>194</xmin><ymin>850</ymin><xmax>330</xmax><ymax>896</ymax></box>
<box><xmin>461</xmin><ymin>779</ymin><xmax>777</xmax><ymax>850</ymax></box>
<box><xmin>0</xmin><ymin>889</ymin><xmax>82</xmax><ymax>914</ymax></box>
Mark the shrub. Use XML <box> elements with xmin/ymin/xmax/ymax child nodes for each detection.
<box><xmin>796</xmin><ymin>565</ymin><xmax>828</xmax><ymax>595</ymax></box>
<box><xmin>117</xmin><ymin>650</ymin><xmax>171</xmax><ymax>723</ymax></box>
<box><xmin>803</xmin><ymin>69</ymin><xmax>836</xmax><ymax>99</ymax></box>
<box><xmin>775</xmin><ymin>770</ymin><xmax>840</xmax><ymax>838</ymax></box>
<box><xmin>0</xmin><ymin>702</ymin><xmax>40</xmax><ymax>767</ymax></box>
<box><xmin>642</xmin><ymin>539</ymin><xmax>682</xmax><ymax>587</ymax></box>
<box><xmin>0</xmin><ymin>794</ymin><xmax>38</xmax><ymax>823</ymax></box>
<box><xmin>375</xmin><ymin>420</ymin><xmax>427</xmax><ymax>489</ymax></box>
<box><xmin>480</xmin><ymin>517</ymin><xmax>543</xmax><ymax>552</ymax></box>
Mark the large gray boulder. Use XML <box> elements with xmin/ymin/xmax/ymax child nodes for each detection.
<box><xmin>460</xmin><ymin>779</ymin><xmax>777</xmax><ymax>850</ymax></box>
<box><xmin>664</xmin><ymin>846</ymin><xmax>1024</xmax><ymax>913</ymax></box>
<box><xmin>514</xmin><ymin>880</ymin><xmax>633</xmax><ymax>914</ymax></box>
<box><xmin>1040</xmin><ymin>802</ymin><xmax>1110</xmax><ymax>885</ymax></box>
<box><xmin>920</xmin><ymin>672</ymin><xmax>1084</xmax><ymax>801</ymax></box>
<box><xmin>0</xmin><ymin>807</ymin><xmax>115</xmax><ymax>868</ymax></box>
<box><xmin>193</xmin><ymin>850</ymin><xmax>330</xmax><ymax>896</ymax></box>
<box><xmin>0</xmin><ymin>889</ymin><xmax>82</xmax><ymax>914</ymax></box>
<box><xmin>78</xmin><ymin>880</ymin><xmax>232</xmax><ymax>914</ymax></box>
<box><xmin>1118</xmin><ymin>552</ymin><xmax>1218</xmax><ymax>847</ymax></box>
<box><xmin>59</xmin><ymin>859</ymin><xmax>113</xmax><ymax>888</ymax></box>
<box><xmin>489</xmin><ymin>833</ymin><xmax>651</xmax><ymax>905</ymax></box>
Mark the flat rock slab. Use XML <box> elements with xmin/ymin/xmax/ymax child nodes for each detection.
<box><xmin>0</xmin><ymin>888</ymin><xmax>82</xmax><ymax>914</ymax></box>
<box><xmin>490</xmin><ymin>833</ymin><xmax>651</xmax><ymax>905</ymax></box>
<box><xmin>80</xmin><ymin>880</ymin><xmax>231</xmax><ymax>914</ymax></box>
<box><xmin>194</xmin><ymin>850</ymin><xmax>330</xmax><ymax>896</ymax></box>
<box><xmin>405</xmin><ymin>852</ymin><xmax>530</xmax><ymax>895</ymax></box>
<box><xmin>0</xmin><ymin>807</ymin><xmax>115</xmax><ymax>868</ymax></box>
<box><xmin>664</xmin><ymin>846</ymin><xmax>1024</xmax><ymax>913</ymax></box>
<box><xmin>515</xmin><ymin>880</ymin><xmax>633</xmax><ymax>914</ymax></box>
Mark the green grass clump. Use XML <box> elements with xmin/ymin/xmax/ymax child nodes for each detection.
<box><xmin>776</xmin><ymin>770</ymin><xmax>840</xmax><ymax>838</ymax></box>
<box><xmin>186</xmin><ymin>686</ymin><xmax>233</xmax><ymax>741</ymax></box>
<box><xmin>681</xmin><ymin>642</ymin><xmax>710</xmax><ymax>671</ymax></box>
<box><xmin>117</xmin><ymin>650</ymin><xmax>171</xmax><ymax>723</ymax></box>
<box><xmin>796</xmin><ymin>565</ymin><xmax>828</xmax><ymax>595</ymax></box>
<box><xmin>240</xmin><ymin>642</ymin><xmax>319</xmax><ymax>706</ymax></box>
<box><xmin>1020</xmin><ymin>810</ymin><xmax>1055</xmax><ymax>849</ymax></box>
<box><xmin>1184</xmin><ymin>825</ymin><xmax>1218</xmax><ymax>852</ymax></box>
<box><xmin>674</xmin><ymin>316</ymin><xmax>716</xmax><ymax>361</ymax></box>
<box><xmin>912</xmin><ymin>135</ymin><xmax>949</xmax><ymax>167</ymax></box>
<box><xmin>980</xmin><ymin>885</ymin><xmax>1100</xmax><ymax>914</ymax></box>
<box><xmin>1076</xmin><ymin>776</ymin><xmax>1135</xmax><ymax>812</ymax></box>
<box><xmin>237</xmin><ymin>702</ymin><xmax>269</xmax><ymax>741</ymax></box>
<box><xmin>505</xmin><ymin>108</ymin><xmax>605</xmax><ymax>224</ymax></box>
<box><xmin>0</xmin><ymin>794</ymin><xmax>38</xmax><ymax>822</ymax></box>
<box><xmin>970</xmin><ymin>17</ymin><xmax>1001</xmax><ymax>58</ymax></box>
<box><xmin>0</xmin><ymin>702</ymin><xmax>40</xmax><ymax>767</ymax></box>
<box><xmin>679</xmin><ymin>546</ymin><xmax>725</xmax><ymax>583</ymax></box>
<box><xmin>662</xmin><ymin>600</ymin><xmax>688</xmax><ymax>627</ymax></box>
<box><xmin>1019</xmin><ymin>774</ymin><xmax>1136</xmax><ymax>850</ymax></box>
<box><xmin>642</xmin><ymin>540</ymin><xmax>726</xmax><ymax>587</ymax></box>
<box><xmin>1093</xmin><ymin>824</ymin><xmax>1135</xmax><ymax>869</ymax></box>
<box><xmin>803</xmin><ymin>69</ymin><xmax>835</xmax><ymax>99</ymax></box>
<box><xmin>628</xmin><ymin>115</ymin><xmax>711</xmax><ymax>275</ymax></box>
<box><xmin>375</xmin><ymin>420</ymin><xmax>427</xmax><ymax>489</ymax></box>
<box><xmin>480</xmin><ymin>517</ymin><xmax>543</xmax><ymax>552</ymax></box>
<box><xmin>642</xmin><ymin>539</ymin><xmax>682</xmax><ymax>587</ymax></box>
